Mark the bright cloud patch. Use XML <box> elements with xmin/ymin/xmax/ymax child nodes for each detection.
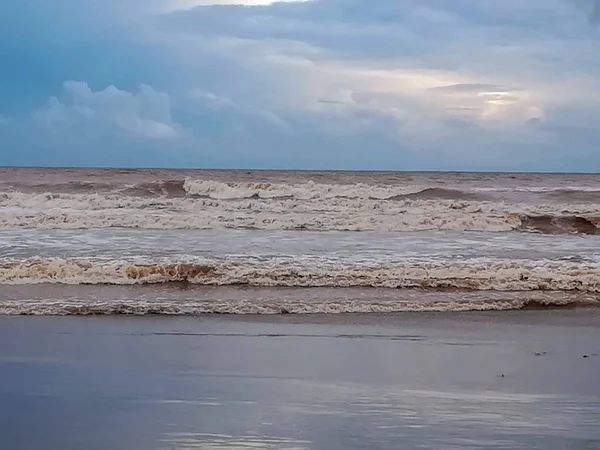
<box><xmin>166</xmin><ymin>0</ymin><xmax>306</xmax><ymax>11</ymax></box>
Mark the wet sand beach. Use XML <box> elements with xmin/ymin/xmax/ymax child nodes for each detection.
<box><xmin>1</xmin><ymin>311</ymin><xmax>599</xmax><ymax>449</ymax></box>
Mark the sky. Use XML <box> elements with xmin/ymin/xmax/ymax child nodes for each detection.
<box><xmin>1</xmin><ymin>0</ymin><xmax>599</xmax><ymax>171</ymax></box>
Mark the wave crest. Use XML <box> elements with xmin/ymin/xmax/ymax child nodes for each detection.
<box><xmin>518</xmin><ymin>214</ymin><xmax>600</xmax><ymax>235</ymax></box>
<box><xmin>124</xmin><ymin>264</ymin><xmax>217</xmax><ymax>280</ymax></box>
<box><xmin>2</xmin><ymin>258</ymin><xmax>600</xmax><ymax>292</ymax></box>
<box><xmin>2</xmin><ymin>190</ymin><xmax>600</xmax><ymax>234</ymax></box>
<box><xmin>181</xmin><ymin>179</ymin><xmax>494</xmax><ymax>201</ymax></box>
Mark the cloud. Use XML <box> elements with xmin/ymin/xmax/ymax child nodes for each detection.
<box><xmin>593</xmin><ymin>0</ymin><xmax>600</xmax><ymax>23</ymax></box>
<box><xmin>161</xmin><ymin>0</ymin><xmax>597</xmax><ymax>126</ymax></box>
<box><xmin>429</xmin><ymin>84</ymin><xmax>520</xmax><ymax>93</ymax></box>
<box><xmin>165</xmin><ymin>0</ymin><xmax>305</xmax><ymax>10</ymax></box>
<box><xmin>35</xmin><ymin>81</ymin><xmax>188</xmax><ymax>139</ymax></box>
<box><xmin>190</xmin><ymin>90</ymin><xmax>291</xmax><ymax>130</ymax></box>
<box><xmin>1</xmin><ymin>0</ymin><xmax>600</xmax><ymax>170</ymax></box>
<box><xmin>572</xmin><ymin>0</ymin><xmax>600</xmax><ymax>23</ymax></box>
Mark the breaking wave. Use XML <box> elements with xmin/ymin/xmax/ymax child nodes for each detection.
<box><xmin>2</xmin><ymin>258</ymin><xmax>600</xmax><ymax>292</ymax></box>
<box><xmin>1</xmin><ymin>188</ymin><xmax>600</xmax><ymax>234</ymax></box>
<box><xmin>181</xmin><ymin>179</ymin><xmax>489</xmax><ymax>201</ymax></box>
<box><xmin>518</xmin><ymin>214</ymin><xmax>600</xmax><ymax>235</ymax></box>
<box><xmin>1</xmin><ymin>177</ymin><xmax>599</xmax><ymax>234</ymax></box>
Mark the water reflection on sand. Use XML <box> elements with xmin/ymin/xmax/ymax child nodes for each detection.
<box><xmin>1</xmin><ymin>314</ymin><xmax>599</xmax><ymax>450</ymax></box>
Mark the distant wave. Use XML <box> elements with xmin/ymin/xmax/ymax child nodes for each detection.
<box><xmin>5</xmin><ymin>177</ymin><xmax>600</xmax><ymax>202</ymax></box>
<box><xmin>545</xmin><ymin>189</ymin><xmax>600</xmax><ymax>203</ymax></box>
<box><xmin>0</xmin><ymin>181</ymin><xmax>118</xmax><ymax>194</ymax></box>
<box><xmin>113</xmin><ymin>180</ymin><xmax>186</xmax><ymax>198</ymax></box>
<box><xmin>387</xmin><ymin>188</ymin><xmax>487</xmax><ymax>201</ymax></box>
<box><xmin>0</xmin><ymin>179</ymin><xmax>187</xmax><ymax>198</ymax></box>
<box><xmin>2</xmin><ymin>258</ymin><xmax>600</xmax><ymax>292</ymax></box>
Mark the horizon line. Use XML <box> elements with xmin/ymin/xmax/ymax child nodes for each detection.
<box><xmin>1</xmin><ymin>165</ymin><xmax>599</xmax><ymax>176</ymax></box>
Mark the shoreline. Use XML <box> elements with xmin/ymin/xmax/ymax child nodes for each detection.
<box><xmin>2</xmin><ymin>306</ymin><xmax>600</xmax><ymax>324</ymax></box>
<box><xmin>2</xmin><ymin>284</ymin><xmax>600</xmax><ymax>316</ymax></box>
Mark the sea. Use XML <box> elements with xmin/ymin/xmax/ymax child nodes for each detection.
<box><xmin>1</xmin><ymin>167</ymin><xmax>600</xmax><ymax>314</ymax></box>
<box><xmin>2</xmin><ymin>168</ymin><xmax>600</xmax><ymax>449</ymax></box>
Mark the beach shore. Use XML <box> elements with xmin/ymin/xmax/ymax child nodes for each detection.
<box><xmin>1</xmin><ymin>310</ymin><xmax>599</xmax><ymax>449</ymax></box>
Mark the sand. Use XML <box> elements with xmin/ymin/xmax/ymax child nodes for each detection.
<box><xmin>1</xmin><ymin>311</ymin><xmax>599</xmax><ymax>449</ymax></box>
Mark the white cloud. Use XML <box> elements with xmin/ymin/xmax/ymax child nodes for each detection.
<box><xmin>191</xmin><ymin>89</ymin><xmax>291</xmax><ymax>130</ymax></box>
<box><xmin>35</xmin><ymin>81</ymin><xmax>188</xmax><ymax>139</ymax></box>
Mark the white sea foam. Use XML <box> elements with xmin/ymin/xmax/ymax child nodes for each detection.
<box><xmin>182</xmin><ymin>178</ymin><xmax>430</xmax><ymax>199</ymax></box>
<box><xmin>182</xmin><ymin>179</ymin><xmax>600</xmax><ymax>198</ymax></box>
<box><xmin>1</xmin><ymin>189</ymin><xmax>599</xmax><ymax>233</ymax></box>
<box><xmin>1</xmin><ymin>257</ymin><xmax>600</xmax><ymax>292</ymax></box>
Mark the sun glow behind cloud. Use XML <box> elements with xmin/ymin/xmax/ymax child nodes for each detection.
<box><xmin>166</xmin><ymin>0</ymin><xmax>307</xmax><ymax>11</ymax></box>
<box><xmin>254</xmin><ymin>51</ymin><xmax>544</xmax><ymax>127</ymax></box>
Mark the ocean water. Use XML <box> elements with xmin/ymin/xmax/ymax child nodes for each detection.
<box><xmin>1</xmin><ymin>168</ymin><xmax>600</xmax><ymax>314</ymax></box>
